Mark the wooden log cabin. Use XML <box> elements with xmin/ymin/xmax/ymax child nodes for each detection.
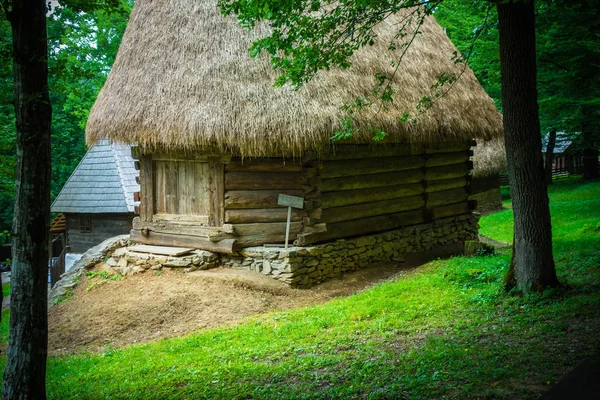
<box><xmin>84</xmin><ymin>0</ymin><xmax>504</xmax><ymax>258</ymax></box>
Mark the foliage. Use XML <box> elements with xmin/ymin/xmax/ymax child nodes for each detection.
<box><xmin>0</xmin><ymin>1</ymin><xmax>132</xmax><ymax>232</ymax></box>
<box><xmin>435</xmin><ymin>0</ymin><xmax>600</xmax><ymax>153</ymax></box>
<box><xmin>0</xmin><ymin>179</ymin><xmax>596</xmax><ymax>398</ymax></box>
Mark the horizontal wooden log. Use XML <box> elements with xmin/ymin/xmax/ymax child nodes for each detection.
<box><xmin>225</xmin><ymin>208</ymin><xmax>305</xmax><ymax>224</ymax></box>
<box><xmin>130</xmin><ymin>229</ymin><xmax>237</xmax><ymax>254</ymax></box>
<box><xmin>225</xmin><ymin>171</ymin><xmax>304</xmax><ymax>190</ymax></box>
<box><xmin>134</xmin><ymin>218</ymin><xmax>235</xmax><ymax>241</ymax></box>
<box><xmin>321</xmin><ymin>156</ymin><xmax>425</xmax><ymax>179</ymax></box>
<box><xmin>225</xmin><ymin>158</ymin><xmax>303</xmax><ymax>172</ymax></box>
<box><xmin>294</xmin><ymin>209</ymin><xmax>426</xmax><ymax>246</ymax></box>
<box><xmin>302</xmin><ymin>223</ymin><xmax>327</xmax><ymax>234</ymax></box>
<box><xmin>321</xmin><ymin>169</ymin><xmax>424</xmax><ymax>192</ymax></box>
<box><xmin>425</xmin><ymin>162</ymin><xmax>472</xmax><ymax>181</ymax></box>
<box><xmin>306</xmin><ymin>208</ymin><xmax>322</xmax><ymax>219</ymax></box>
<box><xmin>427</xmin><ymin>188</ymin><xmax>469</xmax><ymax>208</ymax></box>
<box><xmin>152</xmin><ymin>213</ymin><xmax>209</xmax><ymax>224</ymax></box>
<box><xmin>321</xmin><ymin>183</ymin><xmax>424</xmax><ymax>209</ymax></box>
<box><xmin>430</xmin><ymin>202</ymin><xmax>472</xmax><ymax>220</ymax></box>
<box><xmin>318</xmin><ymin>144</ymin><xmax>425</xmax><ymax>160</ymax></box>
<box><xmin>321</xmin><ymin>195</ymin><xmax>425</xmax><ymax>224</ymax></box>
<box><xmin>233</xmin><ymin>222</ymin><xmax>302</xmax><ymax>247</ymax></box>
<box><xmin>151</xmin><ymin>150</ymin><xmax>231</xmax><ymax>162</ymax></box>
<box><xmin>424</xmin><ymin>140</ymin><xmax>475</xmax><ymax>154</ymax></box>
<box><xmin>425</xmin><ymin>151</ymin><xmax>472</xmax><ymax>167</ymax></box>
<box><xmin>224</xmin><ymin>190</ymin><xmax>304</xmax><ymax>209</ymax></box>
<box><xmin>425</xmin><ymin>177</ymin><xmax>468</xmax><ymax>193</ymax></box>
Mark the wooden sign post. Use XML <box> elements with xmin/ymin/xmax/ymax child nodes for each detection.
<box><xmin>277</xmin><ymin>194</ymin><xmax>304</xmax><ymax>248</ymax></box>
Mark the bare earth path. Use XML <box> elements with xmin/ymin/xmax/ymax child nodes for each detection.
<box><xmin>46</xmin><ymin>263</ymin><xmax>414</xmax><ymax>355</ymax></box>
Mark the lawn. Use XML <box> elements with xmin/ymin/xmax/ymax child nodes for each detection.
<box><xmin>2</xmin><ymin>177</ymin><xmax>599</xmax><ymax>399</ymax></box>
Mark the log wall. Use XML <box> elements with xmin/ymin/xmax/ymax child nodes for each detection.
<box><xmin>295</xmin><ymin>141</ymin><xmax>476</xmax><ymax>245</ymax></box>
<box><xmin>130</xmin><ymin>142</ymin><xmax>478</xmax><ymax>251</ymax></box>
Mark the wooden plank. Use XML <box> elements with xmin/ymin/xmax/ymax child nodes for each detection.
<box><xmin>127</xmin><ymin>244</ymin><xmax>193</xmax><ymax>256</ymax></box>
<box><xmin>151</xmin><ymin>149</ymin><xmax>231</xmax><ymax>162</ymax></box>
<box><xmin>140</xmin><ymin>155</ymin><xmax>154</xmax><ymax>222</ymax></box>
<box><xmin>320</xmin><ymin>155</ymin><xmax>425</xmax><ymax>179</ymax></box>
<box><xmin>225</xmin><ymin>208</ymin><xmax>305</xmax><ymax>224</ymax></box>
<box><xmin>425</xmin><ymin>141</ymin><xmax>473</xmax><ymax>154</ymax></box>
<box><xmin>130</xmin><ymin>229</ymin><xmax>237</xmax><ymax>254</ymax></box>
<box><xmin>426</xmin><ymin>188</ymin><xmax>469</xmax><ymax>208</ymax></box>
<box><xmin>321</xmin><ymin>169</ymin><xmax>424</xmax><ymax>192</ymax></box>
<box><xmin>135</xmin><ymin>218</ymin><xmax>235</xmax><ymax>241</ymax></box>
<box><xmin>224</xmin><ymin>190</ymin><xmax>304</xmax><ymax>209</ymax></box>
<box><xmin>209</xmin><ymin>157</ymin><xmax>225</xmax><ymax>227</ymax></box>
<box><xmin>233</xmin><ymin>222</ymin><xmax>302</xmax><ymax>247</ymax></box>
<box><xmin>425</xmin><ymin>162</ymin><xmax>471</xmax><ymax>181</ymax></box>
<box><xmin>320</xmin><ymin>195</ymin><xmax>425</xmax><ymax>223</ymax></box>
<box><xmin>225</xmin><ymin>158</ymin><xmax>303</xmax><ymax>172</ymax></box>
<box><xmin>153</xmin><ymin>213</ymin><xmax>209</xmax><ymax>224</ymax></box>
<box><xmin>321</xmin><ymin>183</ymin><xmax>424</xmax><ymax>209</ymax></box>
<box><xmin>425</xmin><ymin>151</ymin><xmax>472</xmax><ymax>167</ymax></box>
<box><xmin>318</xmin><ymin>144</ymin><xmax>425</xmax><ymax>160</ymax></box>
<box><xmin>294</xmin><ymin>209</ymin><xmax>426</xmax><ymax>246</ymax></box>
<box><xmin>430</xmin><ymin>202</ymin><xmax>472</xmax><ymax>220</ymax></box>
<box><xmin>225</xmin><ymin>171</ymin><xmax>304</xmax><ymax>190</ymax></box>
<box><xmin>425</xmin><ymin>177</ymin><xmax>468</xmax><ymax>193</ymax></box>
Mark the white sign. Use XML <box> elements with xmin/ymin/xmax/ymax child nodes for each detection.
<box><xmin>277</xmin><ymin>194</ymin><xmax>304</xmax><ymax>209</ymax></box>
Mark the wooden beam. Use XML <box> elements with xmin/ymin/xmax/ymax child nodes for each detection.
<box><xmin>318</xmin><ymin>143</ymin><xmax>425</xmax><ymax>160</ymax></box>
<box><xmin>225</xmin><ymin>158</ymin><xmax>303</xmax><ymax>172</ymax></box>
<box><xmin>209</xmin><ymin>157</ymin><xmax>225</xmax><ymax>227</ymax></box>
<box><xmin>320</xmin><ymin>195</ymin><xmax>425</xmax><ymax>223</ymax></box>
<box><xmin>232</xmin><ymin>222</ymin><xmax>303</xmax><ymax>247</ymax></box>
<box><xmin>424</xmin><ymin>141</ymin><xmax>474</xmax><ymax>154</ymax></box>
<box><xmin>225</xmin><ymin>171</ymin><xmax>304</xmax><ymax>190</ymax></box>
<box><xmin>139</xmin><ymin>155</ymin><xmax>154</xmax><ymax>222</ymax></box>
<box><xmin>425</xmin><ymin>151</ymin><xmax>472</xmax><ymax>167</ymax></box>
<box><xmin>321</xmin><ymin>183</ymin><xmax>424</xmax><ymax>209</ymax></box>
<box><xmin>321</xmin><ymin>169</ymin><xmax>424</xmax><ymax>192</ymax></box>
<box><xmin>426</xmin><ymin>188</ymin><xmax>469</xmax><ymax>208</ymax></box>
<box><xmin>224</xmin><ymin>190</ymin><xmax>304</xmax><ymax>209</ymax></box>
<box><xmin>225</xmin><ymin>208</ymin><xmax>305</xmax><ymax>224</ymax></box>
<box><xmin>321</xmin><ymin>155</ymin><xmax>426</xmax><ymax>179</ymax></box>
<box><xmin>424</xmin><ymin>177</ymin><xmax>468</xmax><ymax>193</ymax></box>
<box><xmin>294</xmin><ymin>209</ymin><xmax>426</xmax><ymax>246</ymax></box>
<box><xmin>425</xmin><ymin>162</ymin><xmax>472</xmax><ymax>181</ymax></box>
<box><xmin>430</xmin><ymin>202</ymin><xmax>472</xmax><ymax>220</ymax></box>
<box><xmin>129</xmin><ymin>229</ymin><xmax>237</xmax><ymax>254</ymax></box>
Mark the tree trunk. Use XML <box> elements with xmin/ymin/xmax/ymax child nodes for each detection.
<box><xmin>2</xmin><ymin>1</ymin><xmax>51</xmax><ymax>398</ymax></box>
<box><xmin>544</xmin><ymin>129</ymin><xmax>556</xmax><ymax>184</ymax></box>
<box><xmin>497</xmin><ymin>0</ymin><xmax>559</xmax><ymax>292</ymax></box>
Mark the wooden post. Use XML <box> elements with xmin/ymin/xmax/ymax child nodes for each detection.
<box><xmin>140</xmin><ymin>155</ymin><xmax>154</xmax><ymax>222</ymax></box>
<box><xmin>209</xmin><ymin>157</ymin><xmax>225</xmax><ymax>227</ymax></box>
<box><xmin>284</xmin><ymin>206</ymin><xmax>292</xmax><ymax>248</ymax></box>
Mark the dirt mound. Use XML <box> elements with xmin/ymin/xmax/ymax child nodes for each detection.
<box><xmin>47</xmin><ymin>263</ymin><xmax>413</xmax><ymax>355</ymax></box>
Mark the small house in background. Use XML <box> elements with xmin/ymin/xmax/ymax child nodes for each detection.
<box><xmin>542</xmin><ymin>132</ymin><xmax>584</xmax><ymax>177</ymax></box>
<box><xmin>83</xmin><ymin>0</ymin><xmax>504</xmax><ymax>287</ymax></box>
<box><xmin>470</xmin><ymin>138</ymin><xmax>507</xmax><ymax>212</ymax></box>
<box><xmin>51</xmin><ymin>139</ymin><xmax>139</xmax><ymax>253</ymax></box>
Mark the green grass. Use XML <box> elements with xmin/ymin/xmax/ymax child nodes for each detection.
<box><xmin>2</xmin><ymin>282</ymin><xmax>9</xmax><ymax>297</ymax></box>
<box><xmin>2</xmin><ymin>178</ymin><xmax>600</xmax><ymax>399</ymax></box>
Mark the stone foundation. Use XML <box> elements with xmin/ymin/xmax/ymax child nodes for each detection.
<box><xmin>223</xmin><ymin>214</ymin><xmax>479</xmax><ymax>288</ymax></box>
<box><xmin>91</xmin><ymin>214</ymin><xmax>479</xmax><ymax>288</ymax></box>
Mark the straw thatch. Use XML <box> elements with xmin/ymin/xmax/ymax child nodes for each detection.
<box><xmin>472</xmin><ymin>138</ymin><xmax>507</xmax><ymax>178</ymax></box>
<box><xmin>86</xmin><ymin>0</ymin><xmax>503</xmax><ymax>156</ymax></box>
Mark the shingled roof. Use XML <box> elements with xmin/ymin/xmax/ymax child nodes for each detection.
<box><xmin>51</xmin><ymin>139</ymin><xmax>139</xmax><ymax>214</ymax></box>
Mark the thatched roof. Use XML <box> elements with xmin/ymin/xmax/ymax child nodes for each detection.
<box><xmin>86</xmin><ymin>0</ymin><xmax>503</xmax><ymax>156</ymax></box>
<box><xmin>472</xmin><ymin>138</ymin><xmax>507</xmax><ymax>178</ymax></box>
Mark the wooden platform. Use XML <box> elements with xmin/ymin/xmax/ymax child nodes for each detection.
<box><xmin>127</xmin><ymin>244</ymin><xmax>193</xmax><ymax>256</ymax></box>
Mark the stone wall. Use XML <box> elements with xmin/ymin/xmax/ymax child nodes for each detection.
<box><xmin>222</xmin><ymin>214</ymin><xmax>479</xmax><ymax>288</ymax></box>
<box><xmin>82</xmin><ymin>214</ymin><xmax>478</xmax><ymax>289</ymax></box>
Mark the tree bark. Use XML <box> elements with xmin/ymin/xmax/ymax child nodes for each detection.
<box><xmin>2</xmin><ymin>0</ymin><xmax>51</xmax><ymax>398</ymax></box>
<box><xmin>497</xmin><ymin>0</ymin><xmax>559</xmax><ymax>292</ymax></box>
<box><xmin>544</xmin><ymin>129</ymin><xmax>556</xmax><ymax>184</ymax></box>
